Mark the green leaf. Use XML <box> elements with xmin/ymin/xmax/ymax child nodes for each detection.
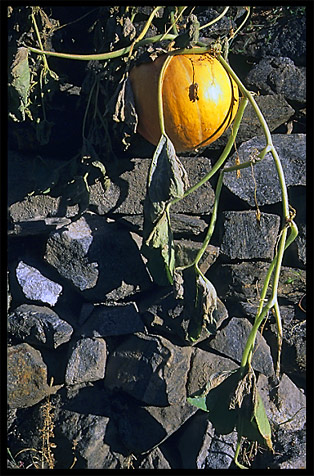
<box><xmin>9</xmin><ymin>47</ymin><xmax>31</xmax><ymax>121</ymax></box>
<box><xmin>253</xmin><ymin>389</ymin><xmax>273</xmax><ymax>451</ymax></box>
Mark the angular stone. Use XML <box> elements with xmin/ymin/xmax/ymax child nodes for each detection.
<box><xmin>65</xmin><ymin>337</ymin><xmax>107</xmax><ymax>386</ymax></box>
<box><xmin>257</xmin><ymin>373</ymin><xmax>306</xmax><ymax>432</ymax></box>
<box><xmin>232</xmin><ymin>14</ymin><xmax>306</xmax><ymax>66</ymax></box>
<box><xmin>7</xmin><ymin>343</ymin><xmax>62</xmax><ymax>408</ymax></box>
<box><xmin>116</xmin><ymin>397</ymin><xmax>198</xmax><ymax>454</ymax></box>
<box><xmin>207</xmin><ymin>317</ymin><xmax>275</xmax><ymax>376</ymax></box>
<box><xmin>54</xmin><ymin>409</ymin><xmax>126</xmax><ymax>469</ymax></box>
<box><xmin>16</xmin><ymin>261</ymin><xmax>62</xmax><ymax>306</ymax></box>
<box><xmin>215</xmin><ymin>262</ymin><xmax>306</xmax><ymax>305</ymax></box>
<box><xmin>246</xmin><ymin>57</ymin><xmax>306</xmax><ymax>103</ymax></box>
<box><xmin>220</xmin><ymin>211</ymin><xmax>281</xmax><ymax>260</ymax></box>
<box><xmin>187</xmin><ymin>347</ymin><xmax>238</xmax><ymax>397</ymax></box>
<box><xmin>138</xmin><ymin>447</ymin><xmax>171</xmax><ymax>469</ymax></box>
<box><xmin>8</xmin><ymin>304</ymin><xmax>73</xmax><ymax>348</ymax></box>
<box><xmin>223</xmin><ymin>134</ymin><xmax>306</xmax><ymax>206</ymax></box>
<box><xmin>44</xmin><ymin>214</ymin><xmax>151</xmax><ymax>301</ymax></box>
<box><xmin>202</xmin><ymin>431</ymin><xmax>237</xmax><ymax>469</ymax></box>
<box><xmin>104</xmin><ymin>333</ymin><xmax>192</xmax><ymax>406</ymax></box>
<box><xmin>81</xmin><ymin>303</ymin><xmax>144</xmax><ymax>337</ymax></box>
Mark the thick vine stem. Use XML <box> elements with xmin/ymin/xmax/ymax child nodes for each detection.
<box><xmin>157</xmin><ymin>56</ymin><xmax>173</xmax><ymax>136</ymax></box>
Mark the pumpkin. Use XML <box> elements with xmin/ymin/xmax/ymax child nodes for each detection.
<box><xmin>129</xmin><ymin>53</ymin><xmax>239</xmax><ymax>153</ymax></box>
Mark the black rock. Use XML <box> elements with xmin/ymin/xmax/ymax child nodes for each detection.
<box><xmin>104</xmin><ymin>332</ymin><xmax>192</xmax><ymax>406</ymax></box>
<box><xmin>207</xmin><ymin>317</ymin><xmax>275</xmax><ymax>376</ymax></box>
<box><xmin>220</xmin><ymin>211</ymin><xmax>280</xmax><ymax>261</ymax></box>
<box><xmin>65</xmin><ymin>337</ymin><xmax>107</xmax><ymax>385</ymax></box>
<box><xmin>223</xmin><ymin>134</ymin><xmax>306</xmax><ymax>207</ymax></box>
<box><xmin>246</xmin><ymin>57</ymin><xmax>306</xmax><ymax>103</ymax></box>
<box><xmin>81</xmin><ymin>303</ymin><xmax>145</xmax><ymax>337</ymax></box>
<box><xmin>8</xmin><ymin>304</ymin><xmax>73</xmax><ymax>348</ymax></box>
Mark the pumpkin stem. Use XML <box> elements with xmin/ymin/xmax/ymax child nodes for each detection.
<box><xmin>157</xmin><ymin>55</ymin><xmax>173</xmax><ymax>138</ymax></box>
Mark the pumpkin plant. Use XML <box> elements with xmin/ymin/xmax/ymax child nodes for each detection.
<box><xmin>13</xmin><ymin>5</ymin><xmax>301</xmax><ymax>469</ymax></box>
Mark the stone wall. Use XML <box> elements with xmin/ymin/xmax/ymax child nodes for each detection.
<box><xmin>7</xmin><ymin>6</ymin><xmax>306</xmax><ymax>470</ymax></box>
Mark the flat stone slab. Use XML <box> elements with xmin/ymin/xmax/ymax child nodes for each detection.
<box><xmin>16</xmin><ymin>261</ymin><xmax>62</xmax><ymax>306</ymax></box>
<box><xmin>207</xmin><ymin>317</ymin><xmax>275</xmax><ymax>376</ymax></box>
<box><xmin>223</xmin><ymin>134</ymin><xmax>306</xmax><ymax>206</ymax></box>
<box><xmin>8</xmin><ymin>304</ymin><xmax>73</xmax><ymax>348</ymax></box>
<box><xmin>220</xmin><ymin>211</ymin><xmax>280</xmax><ymax>260</ymax></box>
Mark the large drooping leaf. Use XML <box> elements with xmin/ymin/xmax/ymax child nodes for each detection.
<box><xmin>175</xmin><ymin>265</ymin><xmax>218</xmax><ymax>341</ymax></box>
<box><xmin>9</xmin><ymin>47</ymin><xmax>31</xmax><ymax>122</ymax></box>
<box><xmin>143</xmin><ymin>208</ymin><xmax>176</xmax><ymax>286</ymax></box>
<box><xmin>232</xmin><ymin>368</ymin><xmax>273</xmax><ymax>451</ymax></box>
<box><xmin>142</xmin><ymin>134</ymin><xmax>189</xmax><ymax>285</ymax></box>
<box><xmin>188</xmin><ymin>369</ymin><xmax>240</xmax><ymax>434</ymax></box>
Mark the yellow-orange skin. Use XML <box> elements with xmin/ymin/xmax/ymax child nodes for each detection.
<box><xmin>129</xmin><ymin>53</ymin><xmax>239</xmax><ymax>153</ymax></box>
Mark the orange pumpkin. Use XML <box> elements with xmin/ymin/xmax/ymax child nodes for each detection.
<box><xmin>129</xmin><ymin>53</ymin><xmax>239</xmax><ymax>153</ymax></box>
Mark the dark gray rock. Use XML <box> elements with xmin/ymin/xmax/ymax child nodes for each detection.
<box><xmin>177</xmin><ymin>412</ymin><xmax>237</xmax><ymax>469</ymax></box>
<box><xmin>232</xmin><ymin>13</ymin><xmax>306</xmax><ymax>66</ymax></box>
<box><xmin>138</xmin><ymin>447</ymin><xmax>171</xmax><ymax>469</ymax></box>
<box><xmin>104</xmin><ymin>332</ymin><xmax>192</xmax><ymax>406</ymax></box>
<box><xmin>202</xmin><ymin>430</ymin><xmax>238</xmax><ymax>469</ymax></box>
<box><xmin>65</xmin><ymin>337</ymin><xmax>107</xmax><ymax>385</ymax></box>
<box><xmin>257</xmin><ymin>373</ymin><xmax>306</xmax><ymax>432</ymax></box>
<box><xmin>89</xmin><ymin>157</ymin><xmax>215</xmax><ymax>217</ymax></box>
<box><xmin>237</xmin><ymin>94</ymin><xmax>295</xmax><ymax>143</ymax></box>
<box><xmin>116</xmin><ymin>397</ymin><xmax>198</xmax><ymax>454</ymax></box>
<box><xmin>54</xmin><ymin>409</ymin><xmax>126</xmax><ymax>469</ymax></box>
<box><xmin>81</xmin><ymin>303</ymin><xmax>145</xmax><ymax>337</ymax></box>
<box><xmin>207</xmin><ymin>317</ymin><xmax>275</xmax><ymax>376</ymax></box>
<box><xmin>246</xmin><ymin>57</ymin><xmax>306</xmax><ymax>103</ymax></box>
<box><xmin>267</xmin><ymin>307</ymin><xmax>306</xmax><ymax>382</ymax></box>
<box><xmin>7</xmin><ymin>343</ymin><xmax>62</xmax><ymax>408</ymax></box>
<box><xmin>9</xmin><ymin>192</ymin><xmax>79</xmax><ymax>224</ymax></box>
<box><xmin>220</xmin><ymin>211</ymin><xmax>280</xmax><ymax>260</ymax></box>
<box><xmin>44</xmin><ymin>214</ymin><xmax>151</xmax><ymax>301</ymax></box>
<box><xmin>272</xmin><ymin>428</ymin><xmax>306</xmax><ymax>469</ymax></box>
<box><xmin>16</xmin><ymin>261</ymin><xmax>62</xmax><ymax>306</ymax></box>
<box><xmin>215</xmin><ymin>262</ymin><xmax>306</xmax><ymax>306</ymax></box>
<box><xmin>187</xmin><ymin>347</ymin><xmax>239</xmax><ymax>397</ymax></box>
<box><xmin>8</xmin><ymin>304</ymin><xmax>73</xmax><ymax>348</ymax></box>
<box><xmin>296</xmin><ymin>223</ymin><xmax>306</xmax><ymax>266</ymax></box>
<box><xmin>223</xmin><ymin>134</ymin><xmax>306</xmax><ymax>206</ymax></box>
